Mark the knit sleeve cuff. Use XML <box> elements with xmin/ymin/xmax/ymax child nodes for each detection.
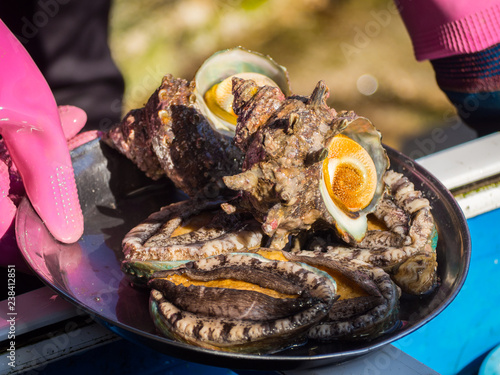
<box><xmin>399</xmin><ymin>2</ymin><xmax>500</xmax><ymax>61</ymax></box>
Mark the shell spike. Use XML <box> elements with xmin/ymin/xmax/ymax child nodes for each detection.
<box><xmin>223</xmin><ymin>170</ymin><xmax>259</xmax><ymax>193</ymax></box>
<box><xmin>308</xmin><ymin>81</ymin><xmax>329</xmax><ymax>107</ymax></box>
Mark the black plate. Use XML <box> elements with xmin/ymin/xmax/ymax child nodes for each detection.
<box><xmin>16</xmin><ymin>139</ymin><xmax>471</xmax><ymax>371</ymax></box>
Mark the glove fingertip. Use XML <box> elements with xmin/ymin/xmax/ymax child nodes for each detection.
<box><xmin>59</xmin><ymin>105</ymin><xmax>88</xmax><ymax>140</ymax></box>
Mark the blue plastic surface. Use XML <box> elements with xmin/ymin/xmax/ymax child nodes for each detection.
<box><xmin>480</xmin><ymin>344</ymin><xmax>500</xmax><ymax>375</ymax></box>
<box><xmin>394</xmin><ymin>208</ymin><xmax>500</xmax><ymax>375</ymax></box>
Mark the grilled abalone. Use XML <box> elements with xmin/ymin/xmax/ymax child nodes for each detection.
<box><xmin>254</xmin><ymin>249</ymin><xmax>400</xmax><ymax>341</ymax></box>
<box><xmin>121</xmin><ymin>198</ymin><xmax>265</xmax><ymax>286</ymax></box>
<box><xmin>148</xmin><ymin>252</ymin><xmax>337</xmax><ymax>353</ymax></box>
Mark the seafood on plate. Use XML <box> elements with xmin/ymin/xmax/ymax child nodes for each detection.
<box><xmin>310</xmin><ymin>170</ymin><xmax>439</xmax><ymax>295</ymax></box>
<box><xmin>121</xmin><ymin>198</ymin><xmax>265</xmax><ymax>286</ymax></box>
<box><xmin>148</xmin><ymin>252</ymin><xmax>337</xmax><ymax>353</ymax></box>
<box><xmin>107</xmin><ymin>47</ymin><xmax>439</xmax><ymax>353</ymax></box>
<box><xmin>253</xmin><ymin>249</ymin><xmax>401</xmax><ymax>341</ymax></box>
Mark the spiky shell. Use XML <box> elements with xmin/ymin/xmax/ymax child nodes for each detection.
<box><xmin>223</xmin><ymin>80</ymin><xmax>389</xmax><ymax>247</ymax></box>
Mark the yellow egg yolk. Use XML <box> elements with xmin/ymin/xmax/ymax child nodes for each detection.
<box><xmin>323</xmin><ymin>134</ymin><xmax>377</xmax><ymax>212</ymax></box>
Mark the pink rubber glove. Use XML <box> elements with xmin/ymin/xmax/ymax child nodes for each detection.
<box><xmin>0</xmin><ymin>20</ymin><xmax>84</xmax><ymax>256</ymax></box>
<box><xmin>0</xmin><ymin>106</ymin><xmax>89</xmax><ymax>272</ymax></box>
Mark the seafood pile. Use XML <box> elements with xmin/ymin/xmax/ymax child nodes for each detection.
<box><xmin>104</xmin><ymin>47</ymin><xmax>438</xmax><ymax>354</ymax></box>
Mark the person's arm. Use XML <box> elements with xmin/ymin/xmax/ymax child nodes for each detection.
<box><xmin>397</xmin><ymin>0</ymin><xmax>500</xmax><ymax>136</ymax></box>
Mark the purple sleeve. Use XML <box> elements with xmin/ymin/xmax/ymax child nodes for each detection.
<box><xmin>397</xmin><ymin>0</ymin><xmax>500</xmax><ymax>61</ymax></box>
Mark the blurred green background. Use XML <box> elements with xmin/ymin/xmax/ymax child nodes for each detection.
<box><xmin>108</xmin><ymin>0</ymin><xmax>469</xmax><ymax>155</ymax></box>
